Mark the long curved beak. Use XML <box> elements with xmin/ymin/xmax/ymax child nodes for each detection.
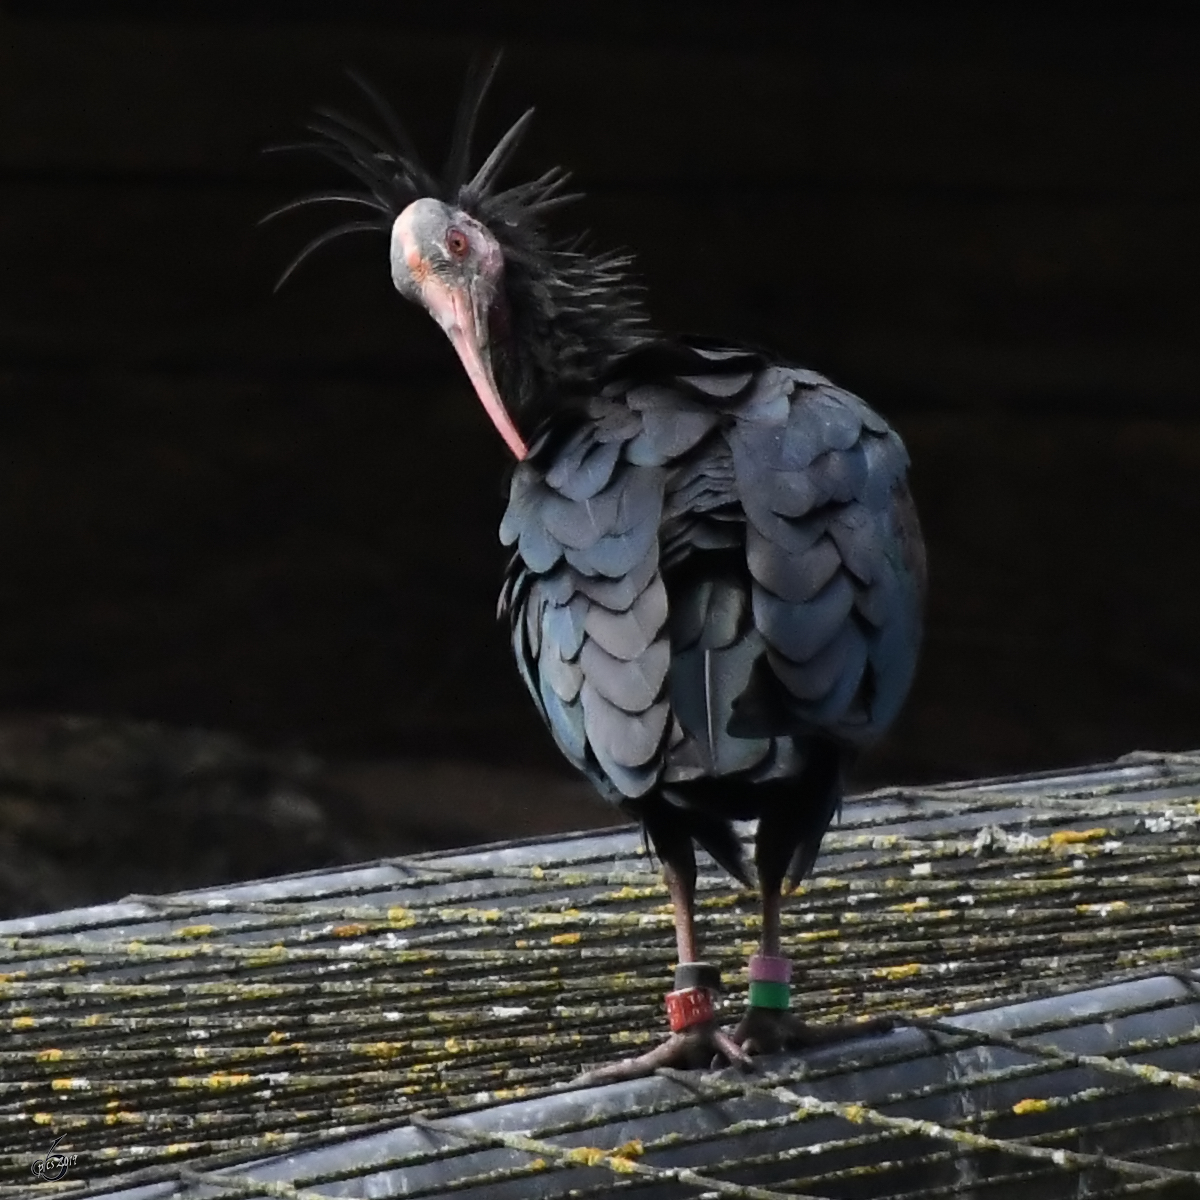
<box><xmin>416</xmin><ymin>273</ymin><xmax>528</xmax><ymax>461</ymax></box>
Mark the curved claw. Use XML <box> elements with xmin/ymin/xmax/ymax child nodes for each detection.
<box><xmin>574</xmin><ymin>1021</ymin><xmax>752</xmax><ymax>1087</ymax></box>
<box><xmin>709</xmin><ymin>1027</ymin><xmax>754</xmax><ymax>1071</ymax></box>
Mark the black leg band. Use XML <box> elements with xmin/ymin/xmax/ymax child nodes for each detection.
<box><xmin>674</xmin><ymin>961</ymin><xmax>722</xmax><ymax>992</ymax></box>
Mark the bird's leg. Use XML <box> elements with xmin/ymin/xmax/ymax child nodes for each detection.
<box><xmin>665</xmin><ymin>857</ymin><xmax>699</xmax><ymax>964</ymax></box>
<box><xmin>574</xmin><ymin>839</ymin><xmax>750</xmax><ymax>1086</ymax></box>
<box><xmin>733</xmin><ymin>869</ymin><xmax>832</xmax><ymax>1055</ymax></box>
<box><xmin>736</xmin><ymin>872</ymin><xmax>892</xmax><ymax>1054</ymax></box>
<box><xmin>733</xmin><ymin>753</ymin><xmax>893</xmax><ymax>1056</ymax></box>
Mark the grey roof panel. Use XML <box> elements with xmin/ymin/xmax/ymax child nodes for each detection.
<box><xmin>8</xmin><ymin>749</ymin><xmax>1200</xmax><ymax>1198</ymax></box>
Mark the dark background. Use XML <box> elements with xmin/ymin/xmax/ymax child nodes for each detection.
<box><xmin>1</xmin><ymin>1</ymin><xmax>1198</xmax><ymax>912</ymax></box>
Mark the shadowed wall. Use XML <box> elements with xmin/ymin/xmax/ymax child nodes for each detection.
<box><xmin>1</xmin><ymin>1</ymin><xmax>1198</xmax><ymax>797</ymax></box>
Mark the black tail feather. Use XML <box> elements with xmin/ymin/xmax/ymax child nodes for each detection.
<box><xmin>754</xmin><ymin>740</ymin><xmax>845</xmax><ymax>894</ymax></box>
<box><xmin>643</xmin><ymin>793</ymin><xmax>752</xmax><ymax>888</ymax></box>
<box><xmin>688</xmin><ymin>808</ymin><xmax>754</xmax><ymax>888</ymax></box>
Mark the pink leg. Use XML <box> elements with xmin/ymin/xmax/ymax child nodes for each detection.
<box><xmin>574</xmin><ymin>855</ymin><xmax>750</xmax><ymax>1086</ymax></box>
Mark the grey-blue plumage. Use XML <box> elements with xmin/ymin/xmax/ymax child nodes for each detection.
<box><xmin>500</xmin><ymin>339</ymin><xmax>926</xmax><ymax>886</ymax></box>
<box><xmin>272</xmin><ymin>63</ymin><xmax>928</xmax><ymax>1072</ymax></box>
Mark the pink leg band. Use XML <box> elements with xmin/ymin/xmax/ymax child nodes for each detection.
<box><xmin>749</xmin><ymin>954</ymin><xmax>792</xmax><ymax>983</ymax></box>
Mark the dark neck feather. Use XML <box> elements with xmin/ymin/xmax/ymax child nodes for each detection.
<box><xmin>487</xmin><ymin>236</ymin><xmax>654</xmax><ymax>434</ymax></box>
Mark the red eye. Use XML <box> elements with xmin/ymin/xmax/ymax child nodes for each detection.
<box><xmin>446</xmin><ymin>228</ymin><xmax>470</xmax><ymax>259</ymax></box>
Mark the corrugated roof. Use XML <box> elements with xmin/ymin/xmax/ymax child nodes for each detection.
<box><xmin>7</xmin><ymin>750</ymin><xmax>1200</xmax><ymax>1198</ymax></box>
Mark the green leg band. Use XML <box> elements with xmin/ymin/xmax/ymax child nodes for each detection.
<box><xmin>748</xmin><ymin>979</ymin><xmax>790</xmax><ymax>1010</ymax></box>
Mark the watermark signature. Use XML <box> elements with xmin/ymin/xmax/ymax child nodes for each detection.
<box><xmin>31</xmin><ymin>1135</ymin><xmax>78</xmax><ymax>1182</ymax></box>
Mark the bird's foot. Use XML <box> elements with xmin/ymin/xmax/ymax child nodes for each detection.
<box><xmin>574</xmin><ymin>1020</ymin><xmax>751</xmax><ymax>1087</ymax></box>
<box><xmin>733</xmin><ymin>1005</ymin><xmax>895</xmax><ymax>1056</ymax></box>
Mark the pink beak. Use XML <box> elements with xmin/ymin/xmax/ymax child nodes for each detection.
<box><xmin>416</xmin><ymin>271</ymin><xmax>528</xmax><ymax>461</ymax></box>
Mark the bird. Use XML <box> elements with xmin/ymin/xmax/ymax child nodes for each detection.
<box><xmin>266</xmin><ymin>56</ymin><xmax>927</xmax><ymax>1082</ymax></box>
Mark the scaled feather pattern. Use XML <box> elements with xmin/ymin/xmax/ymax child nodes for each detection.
<box><xmin>499</xmin><ymin>341</ymin><xmax>926</xmax><ymax>829</ymax></box>
<box><xmin>273</xmin><ymin>58</ymin><xmax>926</xmax><ymax>891</ymax></box>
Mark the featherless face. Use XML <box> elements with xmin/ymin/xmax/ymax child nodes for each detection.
<box><xmin>266</xmin><ymin>56</ymin><xmax>652</xmax><ymax>460</ymax></box>
<box><xmin>390</xmin><ymin>198</ymin><xmax>521</xmax><ymax>456</ymax></box>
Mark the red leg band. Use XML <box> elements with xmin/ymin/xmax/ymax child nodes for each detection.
<box><xmin>665</xmin><ymin>987</ymin><xmax>716</xmax><ymax>1032</ymax></box>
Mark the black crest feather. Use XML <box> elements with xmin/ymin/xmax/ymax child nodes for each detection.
<box><xmin>266</xmin><ymin>53</ymin><xmax>578</xmax><ymax>286</ymax></box>
<box><xmin>266</xmin><ymin>52</ymin><xmax>651</xmax><ymax>393</ymax></box>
